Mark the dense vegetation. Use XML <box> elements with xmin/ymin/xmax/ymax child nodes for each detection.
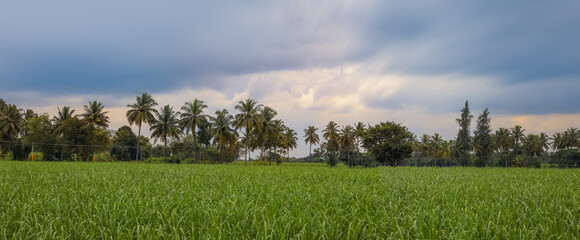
<box><xmin>1</xmin><ymin>96</ymin><xmax>579</xmax><ymax>167</ymax></box>
<box><xmin>1</xmin><ymin>162</ymin><xmax>578</xmax><ymax>239</ymax></box>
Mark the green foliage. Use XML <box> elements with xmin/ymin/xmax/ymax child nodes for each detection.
<box><xmin>455</xmin><ymin>100</ymin><xmax>473</xmax><ymax>166</ymax></box>
<box><xmin>22</xmin><ymin>114</ymin><xmax>57</xmax><ymax>161</ymax></box>
<box><xmin>550</xmin><ymin>149</ymin><xmax>580</xmax><ymax>168</ymax></box>
<box><xmin>110</xmin><ymin>126</ymin><xmax>138</xmax><ymax>161</ymax></box>
<box><xmin>473</xmin><ymin>108</ymin><xmax>493</xmax><ymax>167</ymax></box>
<box><xmin>361</xmin><ymin>121</ymin><xmax>414</xmax><ymax>166</ymax></box>
<box><xmin>1</xmin><ymin>163</ymin><xmax>579</xmax><ymax>239</ymax></box>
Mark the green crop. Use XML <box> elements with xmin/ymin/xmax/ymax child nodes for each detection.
<box><xmin>1</xmin><ymin>162</ymin><xmax>579</xmax><ymax>239</ymax></box>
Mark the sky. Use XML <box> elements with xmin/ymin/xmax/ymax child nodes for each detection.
<box><xmin>1</xmin><ymin>1</ymin><xmax>580</xmax><ymax>157</ymax></box>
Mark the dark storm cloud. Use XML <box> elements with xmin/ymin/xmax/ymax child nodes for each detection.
<box><xmin>361</xmin><ymin>1</ymin><xmax>580</xmax><ymax>82</ymax></box>
<box><xmin>1</xmin><ymin>0</ymin><xmax>579</xmax><ymax>115</ymax></box>
<box><xmin>0</xmin><ymin>1</ymin><xmax>361</xmax><ymax>95</ymax></box>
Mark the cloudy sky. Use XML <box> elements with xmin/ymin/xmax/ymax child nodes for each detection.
<box><xmin>1</xmin><ymin>1</ymin><xmax>579</xmax><ymax>156</ymax></box>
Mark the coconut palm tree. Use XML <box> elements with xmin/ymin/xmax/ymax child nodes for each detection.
<box><xmin>256</xmin><ymin>106</ymin><xmax>277</xmax><ymax>164</ymax></box>
<box><xmin>53</xmin><ymin>106</ymin><xmax>76</xmax><ymax>161</ymax></box>
<box><xmin>339</xmin><ymin>125</ymin><xmax>356</xmax><ymax>167</ymax></box>
<box><xmin>150</xmin><ymin>105</ymin><xmax>181</xmax><ymax>163</ymax></box>
<box><xmin>0</xmin><ymin>104</ymin><xmax>24</xmax><ymax>154</ymax></box>
<box><xmin>511</xmin><ymin>125</ymin><xmax>525</xmax><ymax>154</ymax></box>
<box><xmin>522</xmin><ymin>134</ymin><xmax>542</xmax><ymax>157</ymax></box>
<box><xmin>270</xmin><ymin>119</ymin><xmax>286</xmax><ymax>164</ymax></box>
<box><xmin>126</xmin><ymin>92</ymin><xmax>158</xmax><ymax>162</ymax></box>
<box><xmin>81</xmin><ymin>101</ymin><xmax>110</xmax><ymax>129</ymax></box>
<box><xmin>180</xmin><ymin>98</ymin><xmax>208</xmax><ymax>162</ymax></box>
<box><xmin>323</xmin><ymin>121</ymin><xmax>339</xmax><ymax>143</ymax></box>
<box><xmin>539</xmin><ymin>133</ymin><xmax>550</xmax><ymax>152</ymax></box>
<box><xmin>419</xmin><ymin>134</ymin><xmax>431</xmax><ymax>165</ymax></box>
<box><xmin>494</xmin><ymin>128</ymin><xmax>513</xmax><ymax>152</ymax></box>
<box><xmin>563</xmin><ymin>127</ymin><xmax>579</xmax><ymax>149</ymax></box>
<box><xmin>431</xmin><ymin>133</ymin><xmax>443</xmax><ymax>166</ymax></box>
<box><xmin>210</xmin><ymin>109</ymin><xmax>236</xmax><ymax>163</ymax></box>
<box><xmin>354</xmin><ymin>122</ymin><xmax>366</xmax><ymax>166</ymax></box>
<box><xmin>304</xmin><ymin>125</ymin><xmax>320</xmax><ymax>163</ymax></box>
<box><xmin>234</xmin><ymin>98</ymin><xmax>263</xmax><ymax>164</ymax></box>
<box><xmin>283</xmin><ymin>127</ymin><xmax>298</xmax><ymax>161</ymax></box>
<box><xmin>551</xmin><ymin>132</ymin><xmax>565</xmax><ymax>151</ymax></box>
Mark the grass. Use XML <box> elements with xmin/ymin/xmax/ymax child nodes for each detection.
<box><xmin>1</xmin><ymin>162</ymin><xmax>579</xmax><ymax>239</ymax></box>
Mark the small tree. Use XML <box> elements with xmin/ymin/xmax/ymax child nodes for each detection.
<box><xmin>361</xmin><ymin>121</ymin><xmax>414</xmax><ymax>167</ymax></box>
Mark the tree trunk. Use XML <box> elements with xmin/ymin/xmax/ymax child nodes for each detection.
<box><xmin>193</xmin><ymin>126</ymin><xmax>197</xmax><ymax>163</ymax></box>
<box><xmin>136</xmin><ymin>123</ymin><xmax>141</xmax><ymax>162</ymax></box>
<box><xmin>347</xmin><ymin>149</ymin><xmax>350</xmax><ymax>167</ymax></box>
<box><xmin>309</xmin><ymin>143</ymin><xmax>312</xmax><ymax>164</ymax></box>
<box><xmin>245</xmin><ymin>128</ymin><xmax>249</xmax><ymax>165</ymax></box>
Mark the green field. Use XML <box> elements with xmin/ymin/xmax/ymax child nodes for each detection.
<box><xmin>1</xmin><ymin>162</ymin><xmax>579</xmax><ymax>239</ymax></box>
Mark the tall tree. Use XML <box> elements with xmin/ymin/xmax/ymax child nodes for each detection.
<box><xmin>563</xmin><ymin>127</ymin><xmax>579</xmax><ymax>149</ymax></box>
<box><xmin>322</xmin><ymin>121</ymin><xmax>340</xmax><ymax>167</ymax></box>
<box><xmin>210</xmin><ymin>109</ymin><xmax>237</xmax><ymax>163</ymax></box>
<box><xmin>473</xmin><ymin>108</ymin><xmax>493</xmax><ymax>167</ymax></box>
<box><xmin>511</xmin><ymin>125</ymin><xmax>525</xmax><ymax>154</ymax></box>
<box><xmin>431</xmin><ymin>133</ymin><xmax>443</xmax><ymax>166</ymax></box>
<box><xmin>81</xmin><ymin>100</ymin><xmax>110</xmax><ymax>129</ymax></box>
<box><xmin>551</xmin><ymin>132</ymin><xmax>565</xmax><ymax>151</ymax></box>
<box><xmin>0</xmin><ymin>104</ymin><xmax>25</xmax><ymax>154</ymax></box>
<box><xmin>455</xmin><ymin>100</ymin><xmax>473</xmax><ymax>166</ymax></box>
<box><xmin>234</xmin><ymin>98</ymin><xmax>263</xmax><ymax>164</ymax></box>
<box><xmin>126</xmin><ymin>92</ymin><xmax>158</xmax><ymax>162</ymax></box>
<box><xmin>303</xmin><ymin>125</ymin><xmax>320</xmax><ymax>163</ymax></box>
<box><xmin>52</xmin><ymin>106</ymin><xmax>76</xmax><ymax>161</ymax></box>
<box><xmin>522</xmin><ymin>133</ymin><xmax>543</xmax><ymax>157</ymax></box>
<box><xmin>270</xmin><ymin>119</ymin><xmax>286</xmax><ymax>164</ymax></box>
<box><xmin>257</xmin><ymin>106</ymin><xmax>277</xmax><ymax>164</ymax></box>
<box><xmin>494</xmin><ymin>127</ymin><xmax>513</xmax><ymax>167</ymax></box>
<box><xmin>150</xmin><ymin>105</ymin><xmax>181</xmax><ymax>163</ymax></box>
<box><xmin>283</xmin><ymin>127</ymin><xmax>298</xmax><ymax>161</ymax></box>
<box><xmin>354</xmin><ymin>122</ymin><xmax>365</xmax><ymax>166</ymax></box>
<box><xmin>180</xmin><ymin>98</ymin><xmax>208</xmax><ymax>161</ymax></box>
<box><xmin>339</xmin><ymin>125</ymin><xmax>356</xmax><ymax>167</ymax></box>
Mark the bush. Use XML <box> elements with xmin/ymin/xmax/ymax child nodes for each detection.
<box><xmin>28</xmin><ymin>152</ymin><xmax>44</xmax><ymax>161</ymax></box>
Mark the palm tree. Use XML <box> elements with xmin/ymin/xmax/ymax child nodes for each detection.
<box><xmin>354</xmin><ymin>122</ymin><xmax>365</xmax><ymax>165</ymax></box>
<box><xmin>522</xmin><ymin>134</ymin><xmax>543</xmax><ymax>157</ymax></box>
<box><xmin>150</xmin><ymin>105</ymin><xmax>181</xmax><ymax>163</ymax></box>
<box><xmin>419</xmin><ymin>134</ymin><xmax>431</xmax><ymax>165</ymax></box>
<box><xmin>81</xmin><ymin>101</ymin><xmax>110</xmax><ymax>129</ymax></box>
<box><xmin>339</xmin><ymin>125</ymin><xmax>356</xmax><ymax>167</ymax></box>
<box><xmin>563</xmin><ymin>127</ymin><xmax>579</xmax><ymax>149</ymax></box>
<box><xmin>323</xmin><ymin>121</ymin><xmax>340</xmax><ymax>143</ymax></box>
<box><xmin>539</xmin><ymin>133</ymin><xmax>550</xmax><ymax>152</ymax></box>
<box><xmin>431</xmin><ymin>133</ymin><xmax>443</xmax><ymax>166</ymax></box>
<box><xmin>234</xmin><ymin>98</ymin><xmax>263</xmax><ymax>164</ymax></box>
<box><xmin>126</xmin><ymin>92</ymin><xmax>158</xmax><ymax>162</ymax></box>
<box><xmin>511</xmin><ymin>125</ymin><xmax>525</xmax><ymax>154</ymax></box>
<box><xmin>257</xmin><ymin>106</ymin><xmax>277</xmax><ymax>164</ymax></box>
<box><xmin>551</xmin><ymin>132</ymin><xmax>565</xmax><ymax>151</ymax></box>
<box><xmin>180</xmin><ymin>98</ymin><xmax>208</xmax><ymax>162</ymax></box>
<box><xmin>53</xmin><ymin>106</ymin><xmax>76</xmax><ymax>161</ymax></box>
<box><xmin>494</xmin><ymin>128</ymin><xmax>513</xmax><ymax>152</ymax></box>
<box><xmin>270</xmin><ymin>119</ymin><xmax>286</xmax><ymax>164</ymax></box>
<box><xmin>283</xmin><ymin>127</ymin><xmax>298</xmax><ymax>161</ymax></box>
<box><xmin>210</xmin><ymin>109</ymin><xmax>236</xmax><ymax>163</ymax></box>
<box><xmin>493</xmin><ymin>127</ymin><xmax>513</xmax><ymax>167</ymax></box>
<box><xmin>0</xmin><ymin>104</ymin><xmax>24</xmax><ymax>154</ymax></box>
<box><xmin>438</xmin><ymin>140</ymin><xmax>452</xmax><ymax>166</ymax></box>
<box><xmin>303</xmin><ymin>126</ymin><xmax>320</xmax><ymax>163</ymax></box>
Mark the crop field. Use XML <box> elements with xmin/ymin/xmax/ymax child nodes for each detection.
<box><xmin>0</xmin><ymin>162</ymin><xmax>579</xmax><ymax>239</ymax></box>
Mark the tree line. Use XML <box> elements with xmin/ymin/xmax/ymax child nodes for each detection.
<box><xmin>304</xmin><ymin>100</ymin><xmax>579</xmax><ymax>168</ymax></box>
<box><xmin>1</xmin><ymin>96</ymin><xmax>579</xmax><ymax>167</ymax></box>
